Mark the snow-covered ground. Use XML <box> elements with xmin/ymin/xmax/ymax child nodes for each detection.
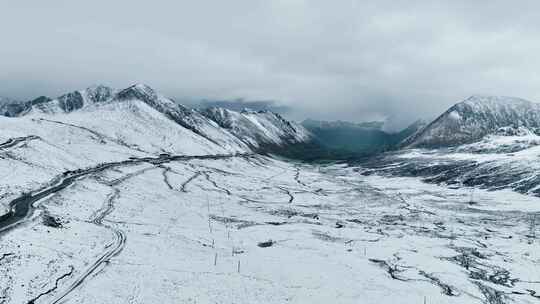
<box><xmin>1</xmin><ymin>153</ymin><xmax>539</xmax><ymax>303</ymax></box>
<box><xmin>361</xmin><ymin>131</ymin><xmax>540</xmax><ymax>197</ymax></box>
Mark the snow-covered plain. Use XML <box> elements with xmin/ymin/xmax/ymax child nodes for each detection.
<box><xmin>2</xmin><ymin>151</ymin><xmax>540</xmax><ymax>303</ymax></box>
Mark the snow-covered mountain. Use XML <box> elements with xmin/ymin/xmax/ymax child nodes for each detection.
<box><xmin>402</xmin><ymin>95</ymin><xmax>540</xmax><ymax>148</ymax></box>
<box><xmin>113</xmin><ymin>84</ymin><xmax>250</xmax><ymax>150</ymax></box>
<box><xmin>361</xmin><ymin>131</ymin><xmax>540</xmax><ymax>196</ymax></box>
<box><xmin>357</xmin><ymin>95</ymin><xmax>540</xmax><ymax>197</ymax></box>
<box><xmin>0</xmin><ymin>84</ymin><xmax>311</xmax><ymax>153</ymax></box>
<box><xmin>359</xmin><ymin>96</ymin><xmax>540</xmax><ymax>196</ymax></box>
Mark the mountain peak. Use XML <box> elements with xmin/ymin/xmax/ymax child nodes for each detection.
<box><xmin>240</xmin><ymin>108</ymin><xmax>258</xmax><ymax>114</ymax></box>
<box><xmin>120</xmin><ymin>83</ymin><xmax>155</xmax><ymax>94</ymax></box>
<box><xmin>115</xmin><ymin>84</ymin><xmax>159</xmax><ymax>104</ymax></box>
<box><xmin>0</xmin><ymin>83</ymin><xmax>311</xmax><ymax>153</ymax></box>
<box><xmin>132</xmin><ymin>83</ymin><xmax>154</xmax><ymax>92</ymax></box>
<box><xmin>82</xmin><ymin>85</ymin><xmax>115</xmax><ymax>104</ymax></box>
<box><xmin>85</xmin><ymin>84</ymin><xmax>113</xmax><ymax>91</ymax></box>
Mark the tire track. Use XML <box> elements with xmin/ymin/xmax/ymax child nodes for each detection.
<box><xmin>278</xmin><ymin>187</ymin><xmax>294</xmax><ymax>204</ymax></box>
<box><xmin>202</xmin><ymin>171</ymin><xmax>231</xmax><ymax>195</ymax></box>
<box><xmin>48</xmin><ymin>227</ymin><xmax>126</xmax><ymax>304</ymax></box>
<box><xmin>294</xmin><ymin>167</ymin><xmax>306</xmax><ymax>187</ymax></box>
<box><xmin>12</xmin><ymin>155</ymin><xmax>254</xmax><ymax>303</ymax></box>
<box><xmin>26</xmin><ymin>266</ymin><xmax>74</xmax><ymax>304</ymax></box>
<box><xmin>0</xmin><ymin>135</ymin><xmax>40</xmax><ymax>150</ymax></box>
<box><xmin>49</xmin><ymin>184</ymin><xmax>127</xmax><ymax>302</ymax></box>
<box><xmin>36</xmin><ymin>118</ymin><xmax>146</xmax><ymax>152</ymax></box>
<box><xmin>181</xmin><ymin>172</ymin><xmax>202</xmax><ymax>192</ymax></box>
<box><xmin>160</xmin><ymin>166</ymin><xmax>174</xmax><ymax>190</ymax></box>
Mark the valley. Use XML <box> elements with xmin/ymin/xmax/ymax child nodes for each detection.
<box><xmin>0</xmin><ymin>85</ymin><xmax>539</xmax><ymax>304</ymax></box>
<box><xmin>4</xmin><ymin>2</ymin><xmax>540</xmax><ymax>303</ymax></box>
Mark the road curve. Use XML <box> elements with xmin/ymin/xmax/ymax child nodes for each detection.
<box><xmin>0</xmin><ymin>153</ymin><xmax>252</xmax><ymax>234</ymax></box>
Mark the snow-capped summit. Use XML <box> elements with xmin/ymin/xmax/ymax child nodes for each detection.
<box><xmin>83</xmin><ymin>84</ymin><xmax>116</xmax><ymax>104</ymax></box>
<box><xmin>114</xmin><ymin>84</ymin><xmax>250</xmax><ymax>149</ymax></box>
<box><xmin>114</xmin><ymin>84</ymin><xmax>311</xmax><ymax>150</ymax></box>
<box><xmin>402</xmin><ymin>95</ymin><xmax>540</xmax><ymax>147</ymax></box>
<box><xmin>26</xmin><ymin>85</ymin><xmax>117</xmax><ymax>114</ymax></box>
<box><xmin>115</xmin><ymin>83</ymin><xmax>155</xmax><ymax>103</ymax></box>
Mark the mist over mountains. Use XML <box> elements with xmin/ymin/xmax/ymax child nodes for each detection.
<box><xmin>301</xmin><ymin>118</ymin><xmax>425</xmax><ymax>157</ymax></box>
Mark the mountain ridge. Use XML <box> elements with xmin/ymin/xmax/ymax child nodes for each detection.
<box><xmin>203</xmin><ymin>107</ymin><xmax>310</xmax><ymax>149</ymax></box>
<box><xmin>0</xmin><ymin>84</ymin><xmax>311</xmax><ymax>154</ymax></box>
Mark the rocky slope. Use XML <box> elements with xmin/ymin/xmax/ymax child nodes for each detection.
<box><xmin>202</xmin><ymin>107</ymin><xmax>310</xmax><ymax>149</ymax></box>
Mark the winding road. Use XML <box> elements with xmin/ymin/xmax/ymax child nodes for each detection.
<box><xmin>0</xmin><ymin>152</ymin><xmax>253</xmax><ymax>304</ymax></box>
<box><xmin>0</xmin><ymin>152</ymin><xmax>252</xmax><ymax>234</ymax></box>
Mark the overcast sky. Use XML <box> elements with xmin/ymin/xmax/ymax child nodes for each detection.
<box><xmin>1</xmin><ymin>1</ymin><xmax>540</xmax><ymax>129</ymax></box>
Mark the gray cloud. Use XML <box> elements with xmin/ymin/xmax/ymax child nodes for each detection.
<box><xmin>1</xmin><ymin>1</ymin><xmax>540</xmax><ymax>129</ymax></box>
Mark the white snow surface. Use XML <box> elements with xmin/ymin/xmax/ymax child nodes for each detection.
<box><xmin>2</xmin><ymin>153</ymin><xmax>540</xmax><ymax>303</ymax></box>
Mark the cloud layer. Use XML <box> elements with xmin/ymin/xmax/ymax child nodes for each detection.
<box><xmin>1</xmin><ymin>1</ymin><xmax>540</xmax><ymax>128</ymax></box>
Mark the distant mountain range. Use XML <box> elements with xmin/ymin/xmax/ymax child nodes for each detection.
<box><xmin>4</xmin><ymin>89</ymin><xmax>540</xmax><ymax>161</ymax></box>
